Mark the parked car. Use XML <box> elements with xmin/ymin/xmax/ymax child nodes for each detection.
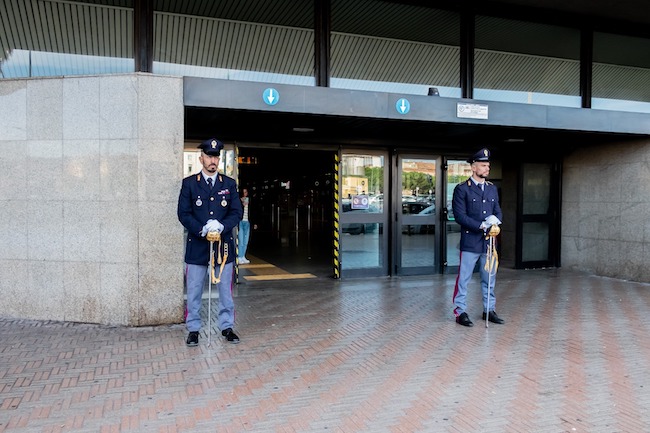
<box><xmin>368</xmin><ymin>194</ymin><xmax>384</xmax><ymax>211</ymax></box>
<box><xmin>402</xmin><ymin>202</ymin><xmax>430</xmax><ymax>215</ymax></box>
<box><xmin>341</xmin><ymin>200</ymin><xmax>378</xmax><ymax>235</ymax></box>
<box><xmin>402</xmin><ymin>204</ymin><xmax>435</xmax><ymax>234</ymax></box>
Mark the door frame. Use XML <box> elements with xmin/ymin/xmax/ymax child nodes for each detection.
<box><xmin>515</xmin><ymin>160</ymin><xmax>562</xmax><ymax>268</ymax></box>
<box><xmin>392</xmin><ymin>152</ymin><xmax>443</xmax><ymax>276</ymax></box>
<box><xmin>339</xmin><ymin>149</ymin><xmax>391</xmax><ymax>278</ymax></box>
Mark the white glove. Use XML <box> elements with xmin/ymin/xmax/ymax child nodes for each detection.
<box><xmin>480</xmin><ymin>221</ymin><xmax>489</xmax><ymax>231</ymax></box>
<box><xmin>206</xmin><ymin>219</ymin><xmax>224</xmax><ymax>234</ymax></box>
<box><xmin>485</xmin><ymin>215</ymin><xmax>502</xmax><ymax>226</ymax></box>
<box><xmin>200</xmin><ymin>219</ymin><xmax>224</xmax><ymax>236</ymax></box>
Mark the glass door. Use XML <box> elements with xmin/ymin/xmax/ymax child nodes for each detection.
<box><xmin>517</xmin><ymin>162</ymin><xmax>560</xmax><ymax>268</ymax></box>
<box><xmin>340</xmin><ymin>151</ymin><xmax>389</xmax><ymax>277</ymax></box>
<box><xmin>394</xmin><ymin>155</ymin><xmax>440</xmax><ymax>275</ymax></box>
<box><xmin>443</xmin><ymin>159</ymin><xmax>473</xmax><ymax>273</ymax></box>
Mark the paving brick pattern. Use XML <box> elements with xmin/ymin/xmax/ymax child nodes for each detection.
<box><xmin>2</xmin><ymin>269</ymin><xmax>650</xmax><ymax>432</ymax></box>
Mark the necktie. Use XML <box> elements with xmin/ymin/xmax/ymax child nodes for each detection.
<box><xmin>207</xmin><ymin>177</ymin><xmax>213</xmax><ymax>189</ymax></box>
<box><xmin>479</xmin><ymin>183</ymin><xmax>484</xmax><ymax>191</ymax></box>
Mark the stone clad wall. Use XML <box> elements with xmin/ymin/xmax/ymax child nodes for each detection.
<box><xmin>0</xmin><ymin>74</ymin><xmax>185</xmax><ymax>325</ymax></box>
<box><xmin>562</xmin><ymin>139</ymin><xmax>650</xmax><ymax>282</ymax></box>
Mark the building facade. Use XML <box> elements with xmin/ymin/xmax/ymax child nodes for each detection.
<box><xmin>1</xmin><ymin>0</ymin><xmax>650</xmax><ymax>325</ymax></box>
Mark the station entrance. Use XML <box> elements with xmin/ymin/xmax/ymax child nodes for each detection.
<box><xmin>236</xmin><ymin>146</ymin><xmax>336</xmax><ymax>278</ymax></box>
<box><xmin>185</xmin><ymin>140</ymin><xmax>562</xmax><ymax>281</ymax></box>
<box><xmin>233</xmin><ymin>146</ymin><xmax>473</xmax><ymax>280</ymax></box>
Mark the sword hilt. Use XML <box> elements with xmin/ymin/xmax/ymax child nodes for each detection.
<box><xmin>206</xmin><ymin>231</ymin><xmax>221</xmax><ymax>242</ymax></box>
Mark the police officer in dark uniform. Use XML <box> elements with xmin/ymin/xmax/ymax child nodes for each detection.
<box><xmin>178</xmin><ymin>138</ymin><xmax>243</xmax><ymax>346</ymax></box>
<box><xmin>451</xmin><ymin>148</ymin><xmax>504</xmax><ymax>327</ymax></box>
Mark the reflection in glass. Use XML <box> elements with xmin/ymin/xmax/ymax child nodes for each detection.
<box><xmin>401</xmin><ymin>227</ymin><xmax>435</xmax><ymax>267</ymax></box>
<box><xmin>592</xmin><ymin>98</ymin><xmax>650</xmax><ymax>113</ymax></box>
<box><xmin>399</xmin><ymin>158</ymin><xmax>437</xmax><ymax>270</ymax></box>
<box><xmin>154</xmin><ymin>62</ymin><xmax>314</xmax><ymax>85</ymax></box>
<box><xmin>1</xmin><ymin>50</ymin><xmax>133</xmax><ymax>78</ymax></box>
<box><xmin>341</xmin><ymin>224</ymin><xmax>383</xmax><ymax>270</ymax></box>
<box><xmin>340</xmin><ymin>152</ymin><xmax>386</xmax><ymax>273</ymax></box>
<box><xmin>330</xmin><ymin>79</ymin><xmax>461</xmax><ymax>98</ymax></box>
<box><xmin>473</xmin><ymin>88</ymin><xmax>581</xmax><ymax>107</ymax></box>
<box><xmin>522</xmin><ymin>222</ymin><xmax>549</xmax><ymax>261</ymax></box>
<box><xmin>222</xmin><ymin>149</ymin><xmax>236</xmax><ymax>178</ymax></box>
<box><xmin>474</xmin><ymin>16</ymin><xmax>580</xmax><ymax>108</ymax></box>
<box><xmin>522</xmin><ymin>164</ymin><xmax>550</xmax><ymax>214</ymax></box>
<box><xmin>0</xmin><ymin>1</ymin><xmax>134</xmax><ymax>78</ymax></box>
<box><xmin>446</xmin><ymin>160</ymin><xmax>473</xmax><ymax>219</ymax></box>
<box><xmin>152</xmin><ymin>11</ymin><xmax>314</xmax><ymax>85</ymax></box>
<box><xmin>401</xmin><ymin>158</ymin><xmax>436</xmax><ymax>204</ymax></box>
<box><xmin>592</xmin><ymin>32</ymin><xmax>650</xmax><ymax>114</ymax></box>
<box><xmin>445</xmin><ymin>160</ymin><xmax>472</xmax><ymax>268</ymax></box>
<box><xmin>331</xmin><ymin>0</ymin><xmax>460</xmax><ymax>96</ymax></box>
<box><xmin>446</xmin><ymin>221</ymin><xmax>461</xmax><ymax>267</ymax></box>
<box><xmin>183</xmin><ymin>149</ymin><xmax>234</xmax><ymax>177</ymax></box>
<box><xmin>341</xmin><ymin>154</ymin><xmax>384</xmax><ymax>213</ymax></box>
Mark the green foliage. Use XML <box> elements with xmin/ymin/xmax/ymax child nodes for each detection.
<box><xmin>364</xmin><ymin>166</ymin><xmax>383</xmax><ymax>194</ymax></box>
<box><xmin>402</xmin><ymin>172</ymin><xmax>435</xmax><ymax>193</ymax></box>
<box><xmin>448</xmin><ymin>175</ymin><xmax>465</xmax><ymax>185</ymax></box>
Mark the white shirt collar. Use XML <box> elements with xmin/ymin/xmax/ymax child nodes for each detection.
<box><xmin>202</xmin><ymin>171</ymin><xmax>216</xmax><ymax>184</ymax></box>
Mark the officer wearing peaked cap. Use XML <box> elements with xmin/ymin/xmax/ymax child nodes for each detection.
<box><xmin>467</xmin><ymin>147</ymin><xmax>491</xmax><ymax>163</ymax></box>
<box><xmin>198</xmin><ymin>138</ymin><xmax>224</xmax><ymax>156</ymax></box>
<box><xmin>178</xmin><ymin>138</ymin><xmax>243</xmax><ymax>346</ymax></box>
<box><xmin>451</xmin><ymin>148</ymin><xmax>505</xmax><ymax>327</ymax></box>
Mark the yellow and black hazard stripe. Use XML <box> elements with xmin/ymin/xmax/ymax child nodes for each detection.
<box><xmin>235</xmin><ymin>143</ymin><xmax>240</xmax><ymax>284</ymax></box>
<box><xmin>333</xmin><ymin>153</ymin><xmax>340</xmax><ymax>279</ymax></box>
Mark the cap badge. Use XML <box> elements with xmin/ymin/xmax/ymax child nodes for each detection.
<box><xmin>483</xmin><ymin>149</ymin><xmax>488</xmax><ymax>157</ymax></box>
<box><xmin>211</xmin><ymin>140</ymin><xmax>217</xmax><ymax>149</ymax></box>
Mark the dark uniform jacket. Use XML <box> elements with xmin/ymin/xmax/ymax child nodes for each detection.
<box><xmin>452</xmin><ymin>179</ymin><xmax>502</xmax><ymax>254</ymax></box>
<box><xmin>178</xmin><ymin>172</ymin><xmax>243</xmax><ymax>266</ymax></box>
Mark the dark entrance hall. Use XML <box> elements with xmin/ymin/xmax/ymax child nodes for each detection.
<box><xmin>237</xmin><ymin>147</ymin><xmax>336</xmax><ymax>279</ymax></box>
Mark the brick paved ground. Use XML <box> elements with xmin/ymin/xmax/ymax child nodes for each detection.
<box><xmin>2</xmin><ymin>268</ymin><xmax>650</xmax><ymax>433</ymax></box>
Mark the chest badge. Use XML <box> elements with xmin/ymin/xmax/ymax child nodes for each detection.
<box><xmin>196</xmin><ymin>196</ymin><xmax>203</xmax><ymax>207</ymax></box>
<box><xmin>221</xmin><ymin>199</ymin><xmax>228</xmax><ymax>207</ymax></box>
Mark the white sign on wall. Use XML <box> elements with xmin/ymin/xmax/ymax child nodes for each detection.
<box><xmin>457</xmin><ymin>103</ymin><xmax>489</xmax><ymax>120</ymax></box>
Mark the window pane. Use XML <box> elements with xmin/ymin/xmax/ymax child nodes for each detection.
<box><xmin>522</xmin><ymin>163</ymin><xmax>550</xmax><ymax>215</ymax></box>
<box><xmin>522</xmin><ymin>222</ymin><xmax>549</xmax><ymax>261</ymax></box>
<box><xmin>341</xmin><ymin>153</ymin><xmax>385</xmax><ymax>272</ymax></box>
<box><xmin>152</xmin><ymin>1</ymin><xmax>314</xmax><ymax>85</ymax></box>
<box><xmin>401</xmin><ymin>230</ymin><xmax>434</xmax><ymax>266</ymax></box>
<box><xmin>445</xmin><ymin>160</ymin><xmax>472</xmax><ymax>267</ymax></box>
<box><xmin>474</xmin><ymin>16</ymin><xmax>581</xmax><ymax>107</ymax></box>
<box><xmin>400</xmin><ymin>158</ymin><xmax>436</xmax><ymax>269</ymax></box>
<box><xmin>341</xmin><ymin>223</ymin><xmax>383</xmax><ymax>270</ymax></box>
<box><xmin>592</xmin><ymin>32</ymin><xmax>650</xmax><ymax>113</ymax></box>
<box><xmin>0</xmin><ymin>0</ymin><xmax>134</xmax><ymax>78</ymax></box>
<box><xmin>341</xmin><ymin>154</ymin><xmax>384</xmax><ymax>213</ymax></box>
<box><xmin>331</xmin><ymin>0</ymin><xmax>460</xmax><ymax>97</ymax></box>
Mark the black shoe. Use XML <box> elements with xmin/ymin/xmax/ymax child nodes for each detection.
<box><xmin>221</xmin><ymin>328</ymin><xmax>240</xmax><ymax>344</ymax></box>
<box><xmin>186</xmin><ymin>331</ymin><xmax>199</xmax><ymax>346</ymax></box>
<box><xmin>482</xmin><ymin>311</ymin><xmax>505</xmax><ymax>324</ymax></box>
<box><xmin>456</xmin><ymin>312</ymin><xmax>473</xmax><ymax>327</ymax></box>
